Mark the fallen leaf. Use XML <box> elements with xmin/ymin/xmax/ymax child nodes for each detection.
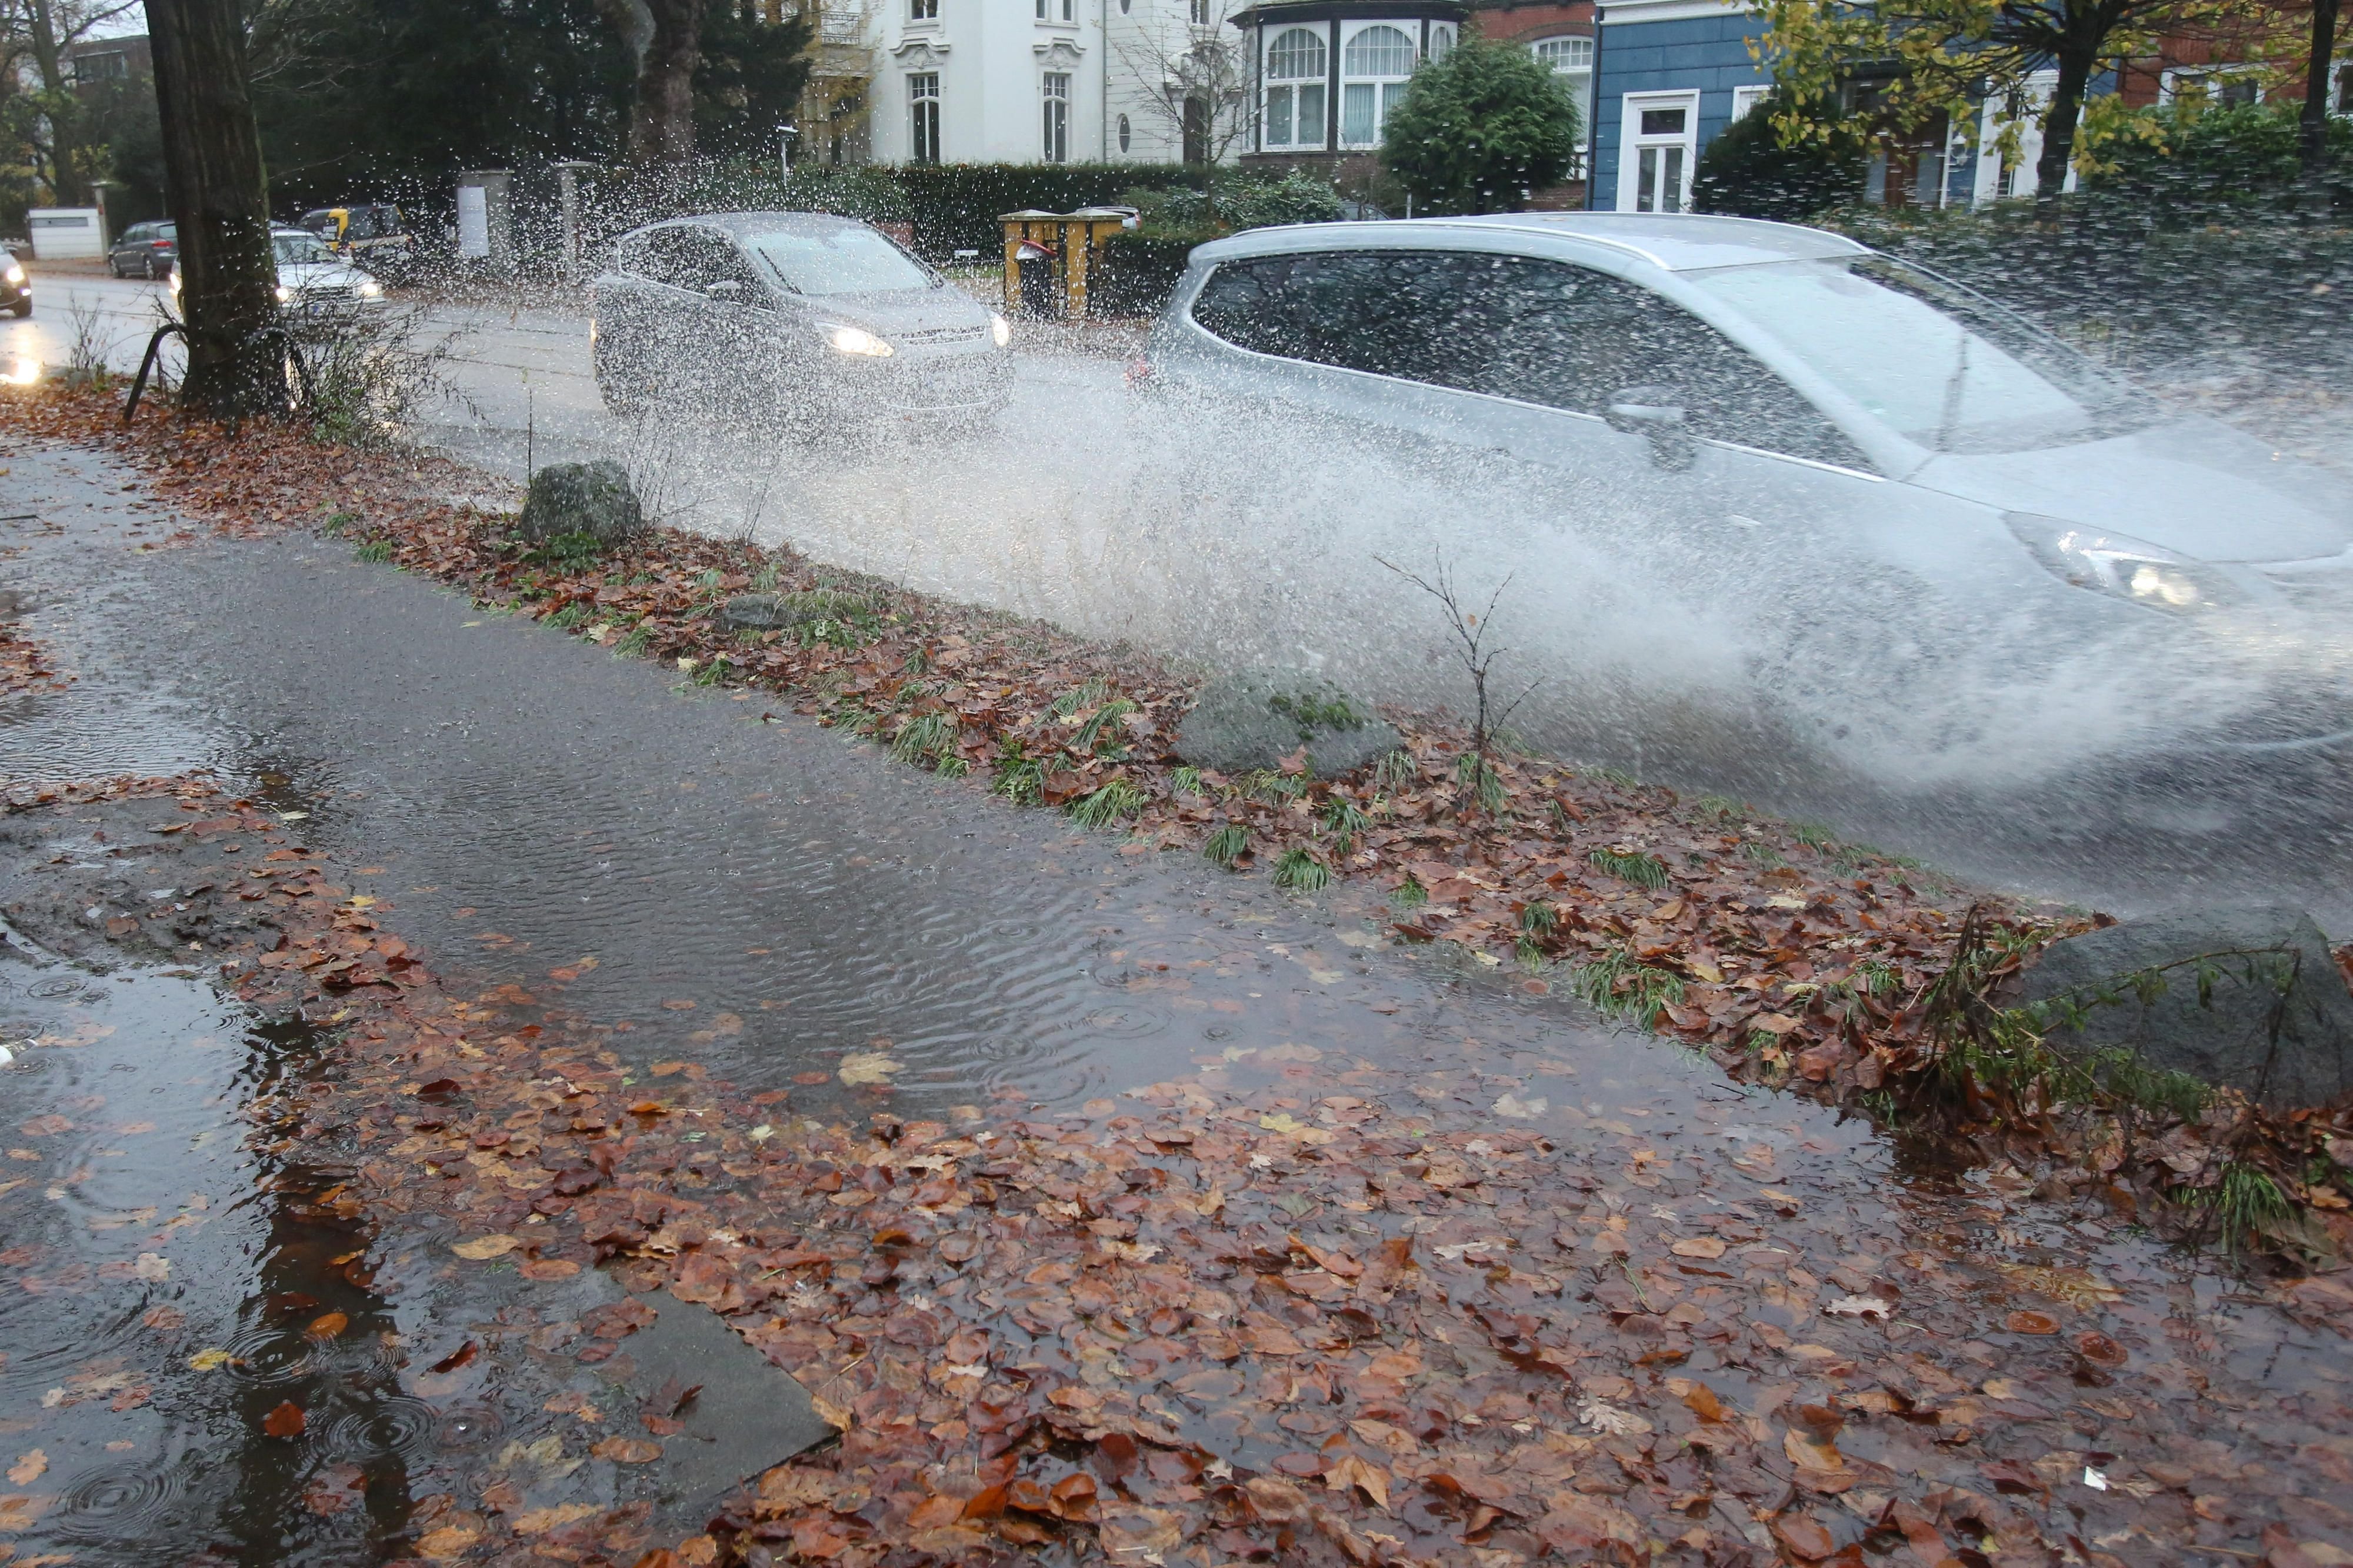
<box><xmin>262</xmin><ymin>1400</ymin><xmax>306</xmax><ymax>1438</ymax></box>
<box><xmin>1669</xmin><ymin>1236</ymin><xmax>1726</xmax><ymax>1259</ymax></box>
<box><xmin>450</xmin><ymin>1234</ymin><xmax>519</xmax><ymax>1260</ymax></box>
<box><xmin>512</xmin><ymin>1503</ymin><xmax>601</xmax><ymax>1536</ymax></box>
<box><xmin>305</xmin><ymin>1312</ymin><xmax>348</xmax><ymax>1340</ymax></box>
<box><xmin>7</xmin><ymin>1450</ymin><xmax>44</xmax><ymax>1486</ymax></box>
<box><xmin>2005</xmin><ymin>1310</ymin><xmax>2061</xmax><ymax>1335</ymax></box>
<box><xmin>186</xmin><ymin>1347</ymin><xmax>232</xmax><ymax>1372</ymax></box>
<box><xmin>592</xmin><ymin>1436</ymin><xmax>662</xmax><ymax>1464</ymax></box>
<box><xmin>836</xmin><ymin>1052</ymin><xmax>902</xmax><ymax>1086</ymax></box>
<box><xmin>132</xmin><ymin>1252</ymin><xmax>170</xmax><ymax>1282</ymax></box>
<box><xmin>1324</xmin><ymin>1453</ymin><xmax>1390</xmax><ymax>1509</ymax></box>
<box><xmin>1827</xmin><ymin>1294</ymin><xmax>1891</xmax><ymax>1319</ymax></box>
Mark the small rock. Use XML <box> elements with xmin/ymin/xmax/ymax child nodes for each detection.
<box><xmin>1175</xmin><ymin>669</ymin><xmax>1399</xmax><ymax>779</ymax></box>
<box><xmin>719</xmin><ymin>594</ymin><xmax>791</xmax><ymax>631</ymax></box>
<box><xmin>516</xmin><ymin>460</ymin><xmax>644</xmax><ymax>546</ymax></box>
<box><xmin>2014</xmin><ymin>905</ymin><xmax>2353</xmax><ymax>1110</ymax></box>
<box><xmin>719</xmin><ymin>589</ymin><xmax>876</xmax><ymax>633</ymax></box>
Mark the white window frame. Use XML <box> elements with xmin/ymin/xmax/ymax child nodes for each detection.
<box><xmin>1035</xmin><ymin>0</ymin><xmax>1072</xmax><ymax>20</ymax></box>
<box><xmin>1730</xmin><ymin>83</ymin><xmax>1769</xmax><ymax>121</ymax></box>
<box><xmin>1532</xmin><ymin>34</ymin><xmax>1593</xmax><ymax>170</ymax></box>
<box><xmin>1616</xmin><ymin>89</ymin><xmax>1698</xmax><ymax>213</ymax></box>
<box><xmin>909</xmin><ymin>0</ymin><xmax>936</xmax><ymax>19</ymax></box>
<box><xmin>2157</xmin><ymin>64</ymin><xmax>2262</xmax><ymax>109</ymax></box>
<box><xmin>1042</xmin><ymin>72</ymin><xmax>1071</xmax><ymax>161</ymax></box>
<box><xmin>1189</xmin><ymin>0</ymin><xmax>1214</xmax><ymax>23</ymax></box>
<box><xmin>1338</xmin><ymin>19</ymin><xmax>1417</xmax><ymax>149</ymax></box>
<box><xmin>1427</xmin><ymin>21</ymin><xmax>1455</xmax><ymax>59</ymax></box>
<box><xmin>909</xmin><ymin>71</ymin><xmax>941</xmax><ymax>164</ymax></box>
<box><xmin>1261</xmin><ymin>25</ymin><xmax>1328</xmax><ymax>150</ymax></box>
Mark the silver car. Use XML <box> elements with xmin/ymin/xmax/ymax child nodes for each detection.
<box><xmin>1146</xmin><ymin>213</ymin><xmax>2353</xmax><ymax>813</ymax></box>
<box><xmin>591</xmin><ymin>212</ymin><xmax>1012</xmax><ymax>431</ymax></box>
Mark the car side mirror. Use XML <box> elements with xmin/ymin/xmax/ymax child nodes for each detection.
<box><xmin>1605</xmin><ymin>386</ymin><xmax>1695</xmax><ymax>472</ymax></box>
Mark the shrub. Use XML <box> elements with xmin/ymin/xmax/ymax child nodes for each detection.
<box><xmin>1381</xmin><ymin>38</ymin><xmax>1582</xmax><ymax>214</ymax></box>
<box><xmin>1691</xmin><ymin>90</ymin><xmax>1867</xmax><ymax>222</ymax></box>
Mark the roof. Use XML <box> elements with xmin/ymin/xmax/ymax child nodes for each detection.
<box><xmin>646</xmin><ymin>211</ymin><xmax>872</xmax><ymax>236</ymax></box>
<box><xmin>1438</xmin><ymin>213</ymin><xmax>1867</xmax><ymax>269</ymax></box>
<box><xmin>1201</xmin><ymin>212</ymin><xmax>1868</xmax><ymax>271</ymax></box>
<box><xmin>1228</xmin><ymin>0</ymin><xmax>1468</xmax><ymax>26</ymax></box>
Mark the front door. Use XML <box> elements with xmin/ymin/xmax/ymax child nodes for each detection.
<box><xmin>1617</xmin><ymin>92</ymin><xmax>1697</xmax><ymax>213</ymax></box>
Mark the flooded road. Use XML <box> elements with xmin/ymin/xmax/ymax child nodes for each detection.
<box><xmin>4</xmin><ymin>434</ymin><xmax>2353</xmax><ymax>1564</ymax></box>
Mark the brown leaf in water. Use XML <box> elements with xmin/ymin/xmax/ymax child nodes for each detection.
<box><xmin>262</xmin><ymin>1400</ymin><xmax>306</xmax><ymax>1438</ymax></box>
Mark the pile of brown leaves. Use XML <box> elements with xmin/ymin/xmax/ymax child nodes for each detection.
<box><xmin>0</xmin><ymin>624</ymin><xmax>66</xmax><ymax>696</ymax></box>
<box><xmin>58</xmin><ymin>782</ymin><xmax>2321</xmax><ymax>1568</ymax></box>
<box><xmin>6</xmin><ymin>382</ymin><xmax>2350</xmax><ymax>1249</ymax></box>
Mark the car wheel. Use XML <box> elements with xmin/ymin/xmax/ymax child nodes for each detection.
<box><xmin>8</xmin><ymin>299</ymin><xmax>28</xmax><ymax>318</ymax></box>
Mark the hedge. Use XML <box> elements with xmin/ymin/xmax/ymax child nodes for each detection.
<box><xmin>1091</xmin><ymin>229</ymin><xmax>1218</xmax><ymax>317</ymax></box>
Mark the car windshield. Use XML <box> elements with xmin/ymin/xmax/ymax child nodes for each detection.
<box><xmin>744</xmin><ymin>226</ymin><xmax>931</xmax><ymax>296</ymax></box>
<box><xmin>274</xmin><ymin>233</ymin><xmax>333</xmax><ymax>265</ymax></box>
<box><xmin>1688</xmin><ymin>255</ymin><xmax>2156</xmax><ymax>454</ymax></box>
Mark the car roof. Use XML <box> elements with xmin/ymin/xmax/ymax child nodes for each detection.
<box><xmin>634</xmin><ymin>211</ymin><xmax>875</xmax><ymax>239</ymax></box>
<box><xmin>1204</xmin><ymin>212</ymin><xmax>1868</xmax><ymax>272</ymax></box>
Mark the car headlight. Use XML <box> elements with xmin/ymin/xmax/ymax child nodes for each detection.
<box><xmin>822</xmin><ymin>323</ymin><xmax>892</xmax><ymax>358</ymax></box>
<box><xmin>275</xmin><ymin>284</ymin><xmax>292</xmax><ymax>303</ymax></box>
<box><xmin>991</xmin><ymin>312</ymin><xmax>1011</xmax><ymax>348</ymax></box>
<box><xmin>357</xmin><ymin>278</ymin><xmax>382</xmax><ymax>299</ymax></box>
<box><xmin>2</xmin><ymin>263</ymin><xmax>22</xmax><ymax>285</ymax></box>
<box><xmin>2005</xmin><ymin>512</ymin><xmax>2241</xmax><ymax>614</ymax></box>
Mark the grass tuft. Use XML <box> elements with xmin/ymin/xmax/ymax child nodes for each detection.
<box><xmin>1171</xmin><ymin>765</ymin><xmax>1204</xmax><ymax>796</ymax></box>
<box><xmin>1569</xmin><ymin>948</ymin><xmax>1687</xmax><ymax>1029</ymax></box>
<box><xmin>1272</xmin><ymin>846</ymin><xmax>1331</xmax><ymax>892</ymax></box>
<box><xmin>1391</xmin><ymin>875</ymin><xmax>1429</xmax><ymax>909</ymax></box>
<box><xmin>1068</xmin><ymin>778</ymin><xmax>1146</xmax><ymax>828</ymax></box>
<box><xmin>354</xmin><ymin>539</ymin><xmax>394</xmax><ymax>564</ymax></box>
<box><xmin>1374</xmin><ymin>749</ymin><xmax>1419</xmax><ymax>789</ymax></box>
<box><xmin>891</xmin><ymin>712</ymin><xmax>959</xmax><ymax>770</ymax></box>
<box><xmin>545</xmin><ymin>603</ymin><xmax>588</xmax><ymax>630</ymax></box>
<box><xmin>1203</xmin><ymin>823</ymin><xmax>1250</xmax><ymax>869</ymax></box>
<box><xmin>1456</xmin><ymin>753</ymin><xmax>1507</xmax><ymax>814</ymax></box>
<box><xmin>1590</xmin><ymin>846</ymin><xmax>1669</xmax><ymax>890</ymax></box>
<box><xmin>989</xmin><ymin>743</ymin><xmax>1045</xmax><ymax>806</ymax></box>
<box><xmin>613</xmin><ymin>625</ymin><xmax>651</xmax><ymax>658</ymax></box>
<box><xmin>2195</xmin><ymin>1161</ymin><xmax>2292</xmax><ymax>1257</ymax></box>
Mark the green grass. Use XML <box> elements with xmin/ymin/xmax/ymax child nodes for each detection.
<box><xmin>1589</xmin><ymin>765</ymin><xmax>1641</xmax><ymax>790</ymax></box>
<box><xmin>1171</xmin><ymin>766</ymin><xmax>1204</xmax><ymax>796</ymax></box>
<box><xmin>1692</xmin><ymin>794</ymin><xmax>1743</xmax><ymax>822</ymax></box>
<box><xmin>518</xmin><ymin>531</ymin><xmax>608</xmax><ymax>573</ymax></box>
<box><xmin>990</xmin><ymin>745</ymin><xmax>1045</xmax><ymax>806</ymax></box>
<box><xmin>1374</xmin><ymin>749</ymin><xmax>1419</xmax><ymax>789</ymax></box>
<box><xmin>2195</xmin><ymin>1161</ymin><xmax>2292</xmax><ymax>1257</ymax></box>
<box><xmin>694</xmin><ymin>568</ymin><xmax>724</xmax><ymax>591</ymax></box>
<box><xmin>613</xmin><ymin>625</ymin><xmax>651</xmax><ymax>658</ymax></box>
<box><xmin>1518</xmin><ymin>902</ymin><xmax>1558</xmax><ymax>940</ymax></box>
<box><xmin>690</xmin><ymin>655</ymin><xmax>732</xmax><ymax>687</ymax></box>
<box><xmin>1244</xmin><ymin>769</ymin><xmax>1307</xmax><ymax>803</ymax></box>
<box><xmin>1568</xmin><ymin>948</ymin><xmax>1687</xmax><ymax>1029</ymax></box>
<box><xmin>354</xmin><ymin>539</ymin><xmax>394</xmax><ymax>564</ymax></box>
<box><xmin>1391</xmin><ymin>875</ymin><xmax>1429</xmax><ymax>909</ymax></box>
<box><xmin>1321</xmin><ymin>798</ymin><xmax>1371</xmax><ymax>856</ymax></box>
<box><xmin>1068</xmin><ymin>778</ymin><xmax>1145</xmax><ymax>828</ymax></box>
<box><xmin>1590</xmin><ymin>847</ymin><xmax>1669</xmax><ymax>890</ymax></box>
<box><xmin>1794</xmin><ymin>822</ymin><xmax>1837</xmax><ymax>849</ymax></box>
<box><xmin>545</xmin><ymin>603</ymin><xmax>589</xmax><ymax>630</ymax></box>
<box><xmin>890</xmin><ymin>712</ymin><xmax>959</xmax><ymax>770</ymax></box>
<box><xmin>1050</xmin><ymin>677</ymin><xmax>1112</xmax><ymax>719</ymax></box>
<box><xmin>1456</xmin><ymin>753</ymin><xmax>1507</xmax><ymax>814</ymax></box>
<box><xmin>1741</xmin><ymin>841</ymin><xmax>1788</xmax><ymax>869</ymax></box>
<box><xmin>1071</xmin><ymin>698</ymin><xmax>1136</xmax><ymax>756</ymax></box>
<box><xmin>1203</xmin><ymin>823</ymin><xmax>1249</xmax><ymax>869</ymax></box>
<box><xmin>320</xmin><ymin>510</ymin><xmax>360</xmax><ymax>537</ymax></box>
<box><xmin>751</xmin><ymin>563</ymin><xmax>781</xmax><ymax>592</ymax></box>
<box><xmin>1272</xmin><ymin>846</ymin><xmax>1331</xmax><ymax>892</ymax></box>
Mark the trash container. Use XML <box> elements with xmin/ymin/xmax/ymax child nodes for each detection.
<box><xmin>998</xmin><ymin>208</ymin><xmax>1139</xmax><ymax>322</ymax></box>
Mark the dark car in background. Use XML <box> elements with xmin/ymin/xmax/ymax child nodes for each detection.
<box><xmin>588</xmin><ymin>212</ymin><xmax>1012</xmax><ymax>432</ymax></box>
<box><xmin>1</xmin><ymin>243</ymin><xmax>27</xmax><ymax>316</ymax></box>
<box><xmin>108</xmin><ymin>220</ymin><xmax>178</xmax><ymax>279</ymax></box>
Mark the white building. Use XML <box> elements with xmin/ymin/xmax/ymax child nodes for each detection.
<box><xmin>852</xmin><ymin>0</ymin><xmax>1461</xmax><ymax>167</ymax></box>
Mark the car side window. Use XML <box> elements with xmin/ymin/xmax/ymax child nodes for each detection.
<box><xmin>1191</xmin><ymin>251</ymin><xmax>1484</xmax><ymax>386</ymax></box>
<box><xmin>1464</xmin><ymin>258</ymin><xmax>1870</xmax><ymax>469</ymax></box>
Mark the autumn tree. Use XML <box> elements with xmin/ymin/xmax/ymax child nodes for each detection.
<box><xmin>145</xmin><ymin>0</ymin><xmax>282</xmax><ymax>415</ymax></box>
<box><xmin>1753</xmin><ymin>0</ymin><xmax>2271</xmax><ymax>201</ymax></box>
<box><xmin>1379</xmin><ymin>37</ymin><xmax>1581</xmax><ymax>215</ymax></box>
<box><xmin>2</xmin><ymin>0</ymin><xmax>141</xmax><ymax>205</ymax></box>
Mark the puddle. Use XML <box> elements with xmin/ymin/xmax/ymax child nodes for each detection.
<box><xmin>0</xmin><ymin>926</ymin><xmax>420</xmax><ymax>1561</ymax></box>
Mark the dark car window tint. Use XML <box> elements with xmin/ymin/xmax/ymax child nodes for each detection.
<box><xmin>1191</xmin><ymin>252</ymin><xmax>1481</xmax><ymax>385</ymax></box>
<box><xmin>1195</xmin><ymin>249</ymin><xmax>1867</xmax><ymax>469</ymax></box>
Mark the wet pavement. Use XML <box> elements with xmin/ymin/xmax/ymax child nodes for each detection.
<box><xmin>2</xmin><ymin>435</ymin><xmax>2352</xmax><ymax>1563</ymax></box>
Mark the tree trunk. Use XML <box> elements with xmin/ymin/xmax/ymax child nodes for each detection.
<box><xmin>627</xmin><ymin>0</ymin><xmax>707</xmax><ymax>164</ymax></box>
<box><xmin>145</xmin><ymin>0</ymin><xmax>285</xmax><ymax>417</ymax></box>
<box><xmin>26</xmin><ymin>0</ymin><xmax>88</xmax><ymax>205</ymax></box>
<box><xmin>2301</xmin><ymin>0</ymin><xmax>2342</xmax><ymax>173</ymax></box>
<box><xmin>2032</xmin><ymin>44</ymin><xmax>2097</xmax><ymax>204</ymax></box>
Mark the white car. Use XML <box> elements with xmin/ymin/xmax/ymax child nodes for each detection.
<box><xmin>1145</xmin><ymin>213</ymin><xmax>2353</xmax><ymax>819</ymax></box>
<box><xmin>170</xmin><ymin>228</ymin><xmax>388</xmax><ymax>315</ymax></box>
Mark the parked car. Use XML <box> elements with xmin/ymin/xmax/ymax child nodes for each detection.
<box><xmin>1</xmin><ymin>243</ymin><xmax>27</xmax><ymax>316</ymax></box>
<box><xmin>169</xmin><ymin>228</ymin><xmax>387</xmax><ymax>315</ymax></box>
<box><xmin>109</xmin><ymin>219</ymin><xmax>177</xmax><ymax>279</ymax></box>
<box><xmin>296</xmin><ymin>204</ymin><xmax>417</xmax><ymax>282</ymax></box>
<box><xmin>589</xmin><ymin>212</ymin><xmax>1012</xmax><ymax>429</ymax></box>
<box><xmin>1145</xmin><ymin>213</ymin><xmax>2353</xmax><ymax>809</ymax></box>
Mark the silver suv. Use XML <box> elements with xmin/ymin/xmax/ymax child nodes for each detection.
<box><xmin>1145</xmin><ymin>212</ymin><xmax>2353</xmax><ymax>809</ymax></box>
